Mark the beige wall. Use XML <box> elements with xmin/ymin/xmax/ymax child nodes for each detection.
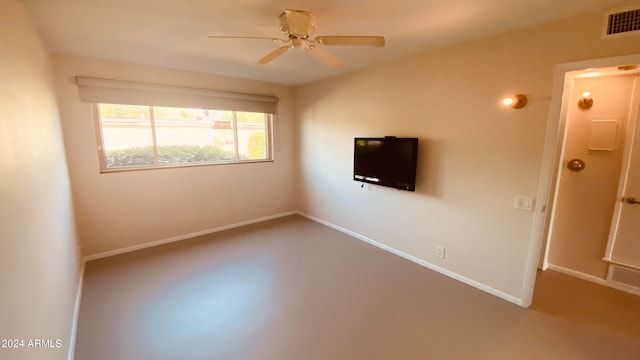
<box><xmin>53</xmin><ymin>56</ymin><xmax>297</xmax><ymax>257</ymax></box>
<box><xmin>547</xmin><ymin>75</ymin><xmax>636</xmax><ymax>278</ymax></box>
<box><xmin>295</xmin><ymin>10</ymin><xmax>640</xmax><ymax>301</ymax></box>
<box><xmin>0</xmin><ymin>1</ymin><xmax>82</xmax><ymax>359</ymax></box>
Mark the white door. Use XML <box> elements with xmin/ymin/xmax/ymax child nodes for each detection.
<box><xmin>605</xmin><ymin>76</ymin><xmax>640</xmax><ymax>268</ymax></box>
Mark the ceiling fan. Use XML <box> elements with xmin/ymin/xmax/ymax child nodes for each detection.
<box><xmin>208</xmin><ymin>9</ymin><xmax>385</xmax><ymax>67</ymax></box>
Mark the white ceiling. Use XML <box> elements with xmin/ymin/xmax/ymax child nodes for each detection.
<box><xmin>21</xmin><ymin>0</ymin><xmax>634</xmax><ymax>86</ymax></box>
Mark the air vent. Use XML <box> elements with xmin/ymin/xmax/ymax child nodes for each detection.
<box><xmin>603</xmin><ymin>5</ymin><xmax>640</xmax><ymax>38</ymax></box>
<box><xmin>609</xmin><ymin>265</ymin><xmax>640</xmax><ymax>288</ymax></box>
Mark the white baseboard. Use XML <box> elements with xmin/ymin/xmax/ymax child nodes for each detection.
<box><xmin>296</xmin><ymin>212</ymin><xmax>525</xmax><ymax>307</ymax></box>
<box><xmin>546</xmin><ymin>263</ymin><xmax>640</xmax><ymax>296</ymax></box>
<box><xmin>68</xmin><ymin>260</ymin><xmax>85</xmax><ymax>360</ymax></box>
<box><xmin>83</xmin><ymin>211</ymin><xmax>297</xmax><ymax>262</ymax></box>
<box><xmin>545</xmin><ymin>264</ymin><xmax>608</xmax><ymax>285</ymax></box>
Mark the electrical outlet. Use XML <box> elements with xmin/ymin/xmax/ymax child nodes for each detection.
<box><xmin>436</xmin><ymin>245</ymin><xmax>446</xmax><ymax>259</ymax></box>
<box><xmin>514</xmin><ymin>196</ymin><xmax>534</xmax><ymax>211</ymax></box>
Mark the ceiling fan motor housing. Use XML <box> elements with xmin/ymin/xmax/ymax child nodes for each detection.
<box><xmin>279</xmin><ymin>9</ymin><xmax>317</xmax><ymax>38</ymax></box>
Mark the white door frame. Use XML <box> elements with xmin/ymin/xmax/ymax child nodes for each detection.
<box><xmin>520</xmin><ymin>53</ymin><xmax>640</xmax><ymax>308</ymax></box>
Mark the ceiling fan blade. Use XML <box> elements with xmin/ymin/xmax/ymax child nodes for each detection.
<box><xmin>256</xmin><ymin>46</ymin><xmax>291</xmax><ymax>65</ymax></box>
<box><xmin>208</xmin><ymin>35</ymin><xmax>285</xmax><ymax>42</ymax></box>
<box><xmin>315</xmin><ymin>36</ymin><xmax>385</xmax><ymax>47</ymax></box>
<box><xmin>308</xmin><ymin>46</ymin><xmax>343</xmax><ymax>68</ymax></box>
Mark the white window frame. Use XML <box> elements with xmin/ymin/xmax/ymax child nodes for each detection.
<box><xmin>93</xmin><ymin>104</ymin><xmax>274</xmax><ymax>172</ymax></box>
<box><xmin>76</xmin><ymin>77</ymin><xmax>278</xmax><ymax>173</ymax></box>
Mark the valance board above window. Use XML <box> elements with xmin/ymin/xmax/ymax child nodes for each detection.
<box><xmin>76</xmin><ymin>77</ymin><xmax>279</xmax><ymax>114</ymax></box>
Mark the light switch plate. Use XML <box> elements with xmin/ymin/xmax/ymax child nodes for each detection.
<box><xmin>514</xmin><ymin>196</ymin><xmax>534</xmax><ymax>211</ymax></box>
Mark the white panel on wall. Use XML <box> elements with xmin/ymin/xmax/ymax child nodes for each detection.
<box><xmin>589</xmin><ymin>119</ymin><xmax>618</xmax><ymax>151</ymax></box>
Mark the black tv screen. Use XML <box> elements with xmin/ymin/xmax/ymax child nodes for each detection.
<box><xmin>353</xmin><ymin>137</ymin><xmax>418</xmax><ymax>191</ymax></box>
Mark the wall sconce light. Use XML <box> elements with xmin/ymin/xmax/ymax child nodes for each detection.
<box><xmin>578</xmin><ymin>91</ymin><xmax>593</xmax><ymax>109</ymax></box>
<box><xmin>501</xmin><ymin>94</ymin><xmax>528</xmax><ymax>109</ymax></box>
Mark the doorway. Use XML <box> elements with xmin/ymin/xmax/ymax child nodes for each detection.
<box><xmin>520</xmin><ymin>54</ymin><xmax>640</xmax><ymax>307</ymax></box>
<box><xmin>542</xmin><ymin>68</ymin><xmax>639</xmax><ymax>279</ymax></box>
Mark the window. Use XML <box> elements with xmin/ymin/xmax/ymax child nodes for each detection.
<box><xmin>76</xmin><ymin>77</ymin><xmax>278</xmax><ymax>172</ymax></box>
<box><xmin>96</xmin><ymin>104</ymin><xmax>271</xmax><ymax>170</ymax></box>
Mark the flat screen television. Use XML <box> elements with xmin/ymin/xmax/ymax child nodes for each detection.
<box><xmin>353</xmin><ymin>137</ymin><xmax>419</xmax><ymax>191</ymax></box>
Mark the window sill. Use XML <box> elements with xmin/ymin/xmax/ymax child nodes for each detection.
<box><xmin>99</xmin><ymin>159</ymin><xmax>274</xmax><ymax>174</ymax></box>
